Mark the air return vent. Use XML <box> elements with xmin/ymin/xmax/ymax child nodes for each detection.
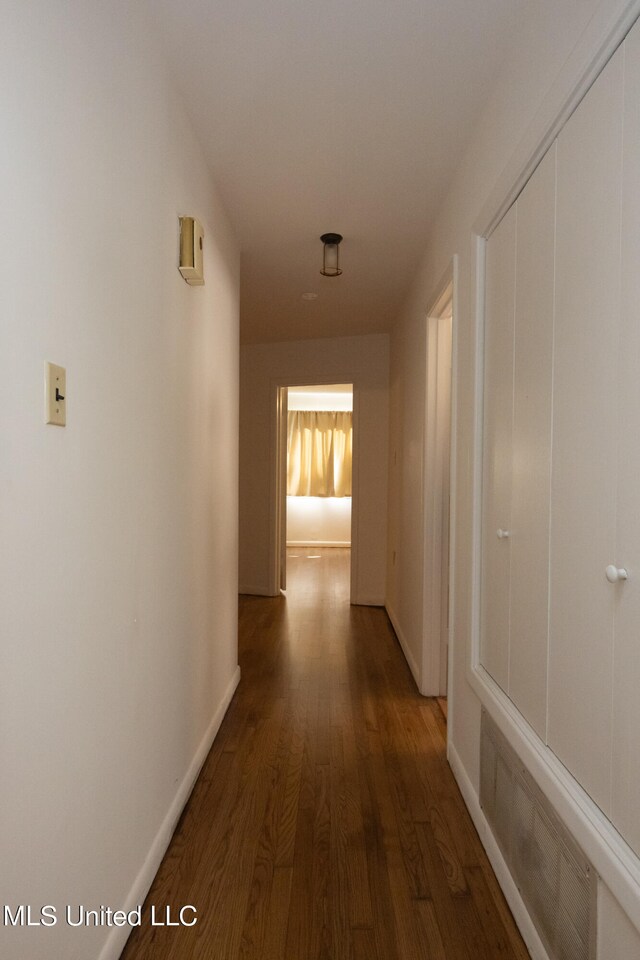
<box><xmin>480</xmin><ymin>710</ymin><xmax>597</xmax><ymax>960</ymax></box>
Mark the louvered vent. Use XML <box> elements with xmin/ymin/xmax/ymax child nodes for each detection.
<box><xmin>480</xmin><ymin>710</ymin><xmax>597</xmax><ymax>960</ymax></box>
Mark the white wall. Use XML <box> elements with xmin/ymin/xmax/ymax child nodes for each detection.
<box><xmin>287</xmin><ymin>385</ymin><xmax>353</xmax><ymax>412</ymax></box>
<box><xmin>287</xmin><ymin>497</ymin><xmax>351</xmax><ymax>546</ymax></box>
<box><xmin>0</xmin><ymin>4</ymin><xmax>240</xmax><ymax>959</ymax></box>
<box><xmin>386</xmin><ymin>0</ymin><xmax>640</xmax><ymax>954</ymax></box>
<box><xmin>239</xmin><ymin>335</ymin><xmax>388</xmax><ymax>604</ymax></box>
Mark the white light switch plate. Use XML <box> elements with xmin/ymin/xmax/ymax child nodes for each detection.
<box><xmin>45</xmin><ymin>362</ymin><xmax>66</xmax><ymax>426</ymax></box>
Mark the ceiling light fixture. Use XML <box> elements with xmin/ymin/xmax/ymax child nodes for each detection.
<box><xmin>320</xmin><ymin>233</ymin><xmax>343</xmax><ymax>277</ymax></box>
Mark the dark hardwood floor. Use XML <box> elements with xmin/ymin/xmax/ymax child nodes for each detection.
<box><xmin>120</xmin><ymin>547</ymin><xmax>529</xmax><ymax>959</ymax></box>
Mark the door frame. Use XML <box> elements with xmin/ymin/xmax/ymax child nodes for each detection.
<box><xmin>268</xmin><ymin>377</ymin><xmax>359</xmax><ymax>602</ymax></box>
<box><xmin>421</xmin><ymin>257</ymin><xmax>458</xmax><ymax>707</ymax></box>
<box><xmin>275</xmin><ymin>386</ymin><xmax>288</xmax><ymax>592</ymax></box>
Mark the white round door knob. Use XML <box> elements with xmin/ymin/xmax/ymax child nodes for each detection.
<box><xmin>497</xmin><ymin>529</ymin><xmax>510</xmax><ymax>539</ymax></box>
<box><xmin>606</xmin><ymin>565</ymin><xmax>628</xmax><ymax>583</ymax></box>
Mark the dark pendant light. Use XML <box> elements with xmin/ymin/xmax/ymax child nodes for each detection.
<box><xmin>320</xmin><ymin>233</ymin><xmax>343</xmax><ymax>277</ymax></box>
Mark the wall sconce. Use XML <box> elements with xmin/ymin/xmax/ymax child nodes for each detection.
<box><xmin>178</xmin><ymin>216</ymin><xmax>205</xmax><ymax>285</ymax></box>
<box><xmin>320</xmin><ymin>233</ymin><xmax>343</xmax><ymax>277</ymax></box>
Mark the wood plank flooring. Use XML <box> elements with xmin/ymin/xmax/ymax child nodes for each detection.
<box><xmin>120</xmin><ymin>547</ymin><xmax>529</xmax><ymax>960</ymax></box>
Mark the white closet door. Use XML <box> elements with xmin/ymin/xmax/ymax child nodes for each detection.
<box><xmin>548</xmin><ymin>47</ymin><xmax>624</xmax><ymax>813</ymax></box>
<box><xmin>481</xmin><ymin>203</ymin><xmax>516</xmax><ymax>691</ymax></box>
<box><xmin>612</xmin><ymin>20</ymin><xmax>640</xmax><ymax>856</ymax></box>
<box><xmin>509</xmin><ymin>144</ymin><xmax>556</xmax><ymax>740</ymax></box>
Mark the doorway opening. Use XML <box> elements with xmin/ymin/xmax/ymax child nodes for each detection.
<box><xmin>422</xmin><ymin>270</ymin><xmax>455</xmax><ymax>707</ymax></box>
<box><xmin>275</xmin><ymin>383</ymin><xmax>354</xmax><ymax>599</ymax></box>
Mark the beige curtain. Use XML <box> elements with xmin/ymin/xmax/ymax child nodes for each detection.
<box><xmin>287</xmin><ymin>411</ymin><xmax>352</xmax><ymax>497</ymax></box>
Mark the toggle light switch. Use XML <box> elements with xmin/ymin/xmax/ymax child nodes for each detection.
<box><xmin>45</xmin><ymin>362</ymin><xmax>66</xmax><ymax>426</ymax></box>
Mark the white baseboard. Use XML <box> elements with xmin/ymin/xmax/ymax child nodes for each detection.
<box><xmin>239</xmin><ymin>584</ymin><xmax>273</xmax><ymax>596</ymax></box>
<box><xmin>448</xmin><ymin>742</ymin><xmax>550</xmax><ymax>960</ymax></box>
<box><xmin>351</xmin><ymin>595</ymin><xmax>384</xmax><ymax>607</ymax></box>
<box><xmin>385</xmin><ymin>603</ymin><xmax>421</xmax><ymax>691</ymax></box>
<box><xmin>286</xmin><ymin>540</ymin><xmax>351</xmax><ymax>547</ymax></box>
<box><xmin>98</xmin><ymin>665</ymin><xmax>241</xmax><ymax>960</ymax></box>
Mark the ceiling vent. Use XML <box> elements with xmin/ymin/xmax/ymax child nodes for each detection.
<box><xmin>480</xmin><ymin>709</ymin><xmax>597</xmax><ymax>960</ymax></box>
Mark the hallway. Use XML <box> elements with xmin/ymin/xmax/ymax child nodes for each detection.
<box><xmin>120</xmin><ymin>549</ymin><xmax>529</xmax><ymax>960</ymax></box>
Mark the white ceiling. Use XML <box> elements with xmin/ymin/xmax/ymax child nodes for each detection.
<box><xmin>151</xmin><ymin>0</ymin><xmax>526</xmax><ymax>343</ymax></box>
